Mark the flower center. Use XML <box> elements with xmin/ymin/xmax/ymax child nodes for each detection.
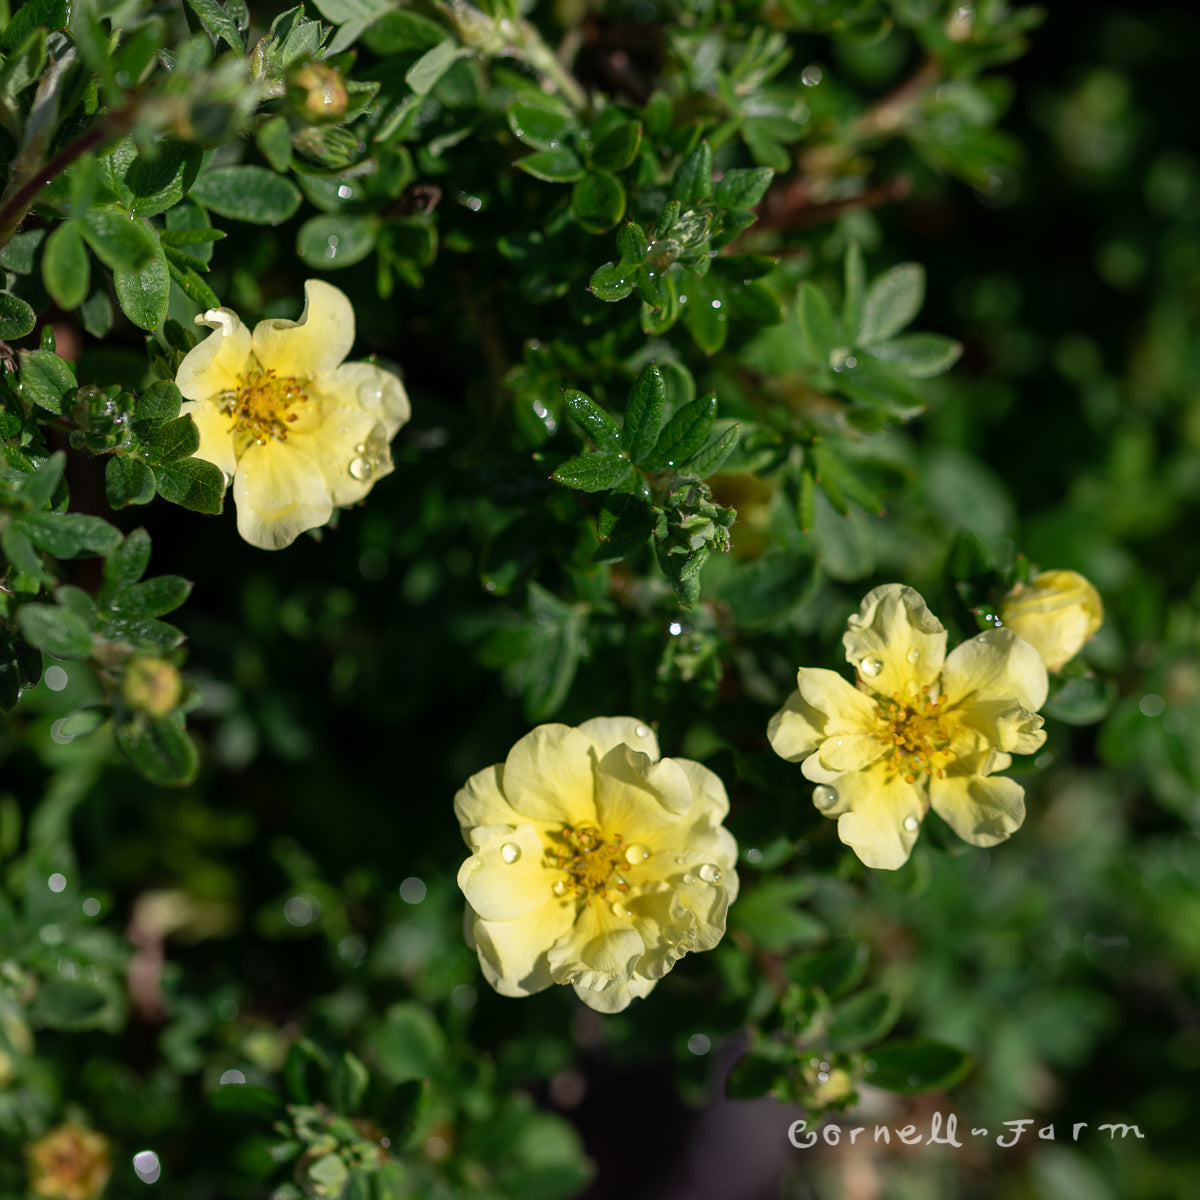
<box><xmin>881</xmin><ymin>688</ymin><xmax>951</xmax><ymax>782</ymax></box>
<box><xmin>547</xmin><ymin>825</ymin><xmax>630</xmax><ymax>902</ymax></box>
<box><xmin>221</xmin><ymin>367</ymin><xmax>308</xmax><ymax>445</ymax></box>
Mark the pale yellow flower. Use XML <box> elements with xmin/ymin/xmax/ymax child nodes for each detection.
<box><xmin>767</xmin><ymin>584</ymin><xmax>1048</xmax><ymax>870</ymax></box>
<box><xmin>999</xmin><ymin>569</ymin><xmax>1103</xmax><ymax>672</ymax></box>
<box><xmin>176</xmin><ymin>280</ymin><xmax>410</xmax><ymax>550</ymax></box>
<box><xmin>27</xmin><ymin>1124</ymin><xmax>112</xmax><ymax>1200</ymax></box>
<box><xmin>455</xmin><ymin>718</ymin><xmax>739</xmax><ymax>1013</ymax></box>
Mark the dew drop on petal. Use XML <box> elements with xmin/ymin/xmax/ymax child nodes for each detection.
<box><xmin>611</xmin><ymin>902</ymin><xmax>633</xmax><ymax>919</ymax></box>
<box><xmin>907</xmin><ymin>649</ymin><xmax>921</xmax><ymax>664</ymax></box>
<box><xmin>682</xmin><ymin>872</ymin><xmax>698</xmax><ymax>884</ymax></box>
<box><xmin>625</xmin><ymin>843</ymin><xmax>651</xmax><ymax>864</ymax></box>
<box><xmin>903</xmin><ymin>815</ymin><xmax>919</xmax><ymax>832</ymax></box>
<box><xmin>500</xmin><ymin>842</ymin><xmax>521</xmax><ymax>864</ymax></box>
<box><xmin>698</xmin><ymin>863</ymin><xmax>721</xmax><ymax>884</ymax></box>
<box><xmin>468</xmin><ymin>856</ymin><xmax>483</xmax><ymax>871</ymax></box>
<box><xmin>675</xmin><ymin>854</ymin><xmax>688</xmax><ymax>865</ymax></box>
<box><xmin>813</xmin><ymin>784</ymin><xmax>839</xmax><ymax>811</ymax></box>
<box><xmin>348</xmin><ymin>456</ymin><xmax>372</xmax><ymax>480</ymax></box>
<box><xmin>860</xmin><ymin>657</ymin><xmax>884</xmax><ymax>678</ymax></box>
<box><xmin>552</xmin><ymin>879</ymin><xmax>568</xmax><ymax>896</ymax></box>
<box><xmin>635</xmin><ymin>724</ymin><xmax>649</xmax><ymax>737</ymax></box>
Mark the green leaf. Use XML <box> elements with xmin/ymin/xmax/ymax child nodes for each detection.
<box><xmin>147</xmin><ymin>416</ymin><xmax>200</xmax><ymax>462</ymax></box>
<box><xmin>41</xmin><ymin>222</ymin><xmax>90</xmax><ymax>310</ymax></box>
<box><xmin>863</xmin><ymin>333</ymin><xmax>962</xmax><ymax>378</ymax></box>
<box><xmin>796</xmin><ymin>281</ymin><xmax>837</xmax><ymax>364</ymax></box>
<box><xmin>812</xmin><ymin>441</ymin><xmax>885</xmax><ymax>516</ymax></box>
<box><xmin>405</xmin><ymin>39</ymin><xmax>460</xmax><ymax>96</ymax></box>
<box><xmin>20</xmin><ymin>452</ymin><xmax>66</xmax><ymax>510</ymax></box>
<box><xmin>30</xmin><ymin>979</ymin><xmax>109</xmax><ymax>1031</ymax></box>
<box><xmin>165</xmin><ymin>253</ymin><xmax>221</xmax><ymax>310</ymax></box>
<box><xmin>125</xmin><ymin>139</ymin><xmax>204</xmax><ymax>216</ymax></box>
<box><xmin>81</xmin><ymin>208</ymin><xmax>157</xmax><ymax>272</ymax></box>
<box><xmin>643</xmin><ymin>395</ymin><xmax>717</xmax><ymax>472</ymax></box>
<box><xmin>718</xmin><ymin>550</ymin><xmax>816</xmax><ymax>627</ymax></box>
<box><xmin>210</xmin><ymin>1084</ymin><xmax>284</xmax><ymax>1119</ymax></box>
<box><xmin>1</xmin><ymin>0</ymin><xmax>69</xmax><ymax>54</ymax></box>
<box><xmin>593</xmin><ymin>492</ymin><xmax>655</xmax><ymax>563</ymax></box>
<box><xmin>116</xmin><ymin>715</ymin><xmax>199</xmax><ymax>786</ymax></box>
<box><xmin>730</xmin><ymin>877</ymin><xmax>824</xmax><ymax>952</ymax></box>
<box><xmin>20</xmin><ymin>513</ymin><xmax>121</xmax><ymax>557</ymax></box>
<box><xmin>114</xmin><ymin>234</ymin><xmax>170</xmax><ymax>331</ymax></box>
<box><xmin>507</xmin><ymin>100</ymin><xmax>572</xmax><ymax>151</ymax></box>
<box><xmin>552</xmin><ymin>452</ymin><xmax>633</xmax><ymax>493</ymax></box>
<box><xmin>670</xmin><ymin>141</ymin><xmax>712</xmax><ymax>204</ymax></box>
<box><xmin>842</xmin><ymin>242</ymin><xmax>866</xmax><ymax>343</ymax></box>
<box><xmin>590</xmin><ymin>121</ymin><xmax>642</xmax><ymax>171</ymax></box>
<box><xmin>17</xmin><ymin>350</ymin><xmax>76</xmax><ymax>415</ymax></box>
<box><xmin>153</xmin><ymin>457</ymin><xmax>226</xmax><ymax>514</ymax></box>
<box><xmin>622</xmin><ymin>364</ymin><xmax>666</xmax><ymax>463</ymax></box>
<box><xmin>186</xmin><ymin>0</ymin><xmax>245</xmax><ymax>52</ymax></box>
<box><xmin>136</xmin><ymin>380</ymin><xmax>183</xmax><ymax>424</ymax></box>
<box><xmin>189</xmin><ymin>167</ymin><xmax>302</xmax><ymax>224</ymax></box>
<box><xmin>1</xmin><ymin>525</ymin><xmax>45</xmax><ymax>582</ymax></box>
<box><xmin>256</xmin><ymin>114</ymin><xmax>292</xmax><ymax>173</ymax></box>
<box><xmin>372</xmin><ymin>1002</ymin><xmax>446</xmax><ymax>1083</ymax></box>
<box><xmin>330</xmin><ymin>1052</ymin><xmax>370</xmax><ymax>1115</ymax></box>
<box><xmin>17</xmin><ymin>604</ymin><xmax>93</xmax><ymax>659</ymax></box>
<box><xmin>108</xmin><ymin>575</ymin><xmax>193</xmax><ymax>620</ymax></box>
<box><xmin>362</xmin><ymin>10</ymin><xmax>446</xmax><ymax>53</ymax></box>
<box><xmin>858</xmin><ymin>262</ymin><xmax>925</xmax><ymax>345</ymax></box>
<box><xmin>678</xmin><ymin>420</ymin><xmax>739</xmax><ymax>479</ymax></box>
<box><xmin>570</xmin><ymin>171</ymin><xmax>626</xmax><ymax>234</ymax></box>
<box><xmin>296</xmin><ymin>214</ymin><xmax>379</xmax><ymax>270</ymax></box>
<box><xmin>562</xmin><ymin>390</ymin><xmax>620</xmax><ymax>449</ymax></box>
<box><xmin>105</xmin><ymin>457</ymin><xmax>157</xmax><ymax>508</ymax></box>
<box><xmin>785</xmin><ymin>938</ymin><xmax>869</xmax><ymax>998</ymax></box>
<box><xmin>588</xmin><ymin>261</ymin><xmax>635</xmax><ymax>302</ymax></box>
<box><xmin>864</xmin><ymin>1039</ymin><xmax>972</xmax><ymax>1095</ymax></box>
<box><xmin>681</xmin><ymin>272</ymin><xmax>729</xmax><ymax>355</ymax></box>
<box><xmin>102</xmin><ymin>529</ymin><xmax>152</xmax><ymax>600</ymax></box>
<box><xmin>0</xmin><ymin>292</ymin><xmax>36</xmax><ymax>340</ymax></box>
<box><xmin>827</xmin><ymin>988</ymin><xmax>900</xmax><ymax>1051</ymax></box>
<box><xmin>713</xmin><ymin>166</ymin><xmax>773</xmax><ymax>210</ymax></box>
<box><xmin>517</xmin><ymin>147</ymin><xmax>585</xmax><ymax>183</ymax></box>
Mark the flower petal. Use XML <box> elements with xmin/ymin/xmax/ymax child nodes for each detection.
<box><xmin>317</xmin><ymin>361</ymin><xmax>411</xmax><ymax>439</ymax></box>
<box><xmin>232</xmin><ymin>441</ymin><xmax>333</xmax><ymax>550</ymax></box>
<box><xmin>930</xmin><ymin>762</ymin><xmax>1025</xmax><ymax>847</ymax></box>
<box><xmin>454</xmin><ymin>764</ymin><xmax>521</xmax><ymax>839</ymax></box>
<box><xmin>941</xmin><ymin>627</ymin><xmax>1049</xmax><ymax>713</ymax></box>
<box><xmin>595</xmin><ymin>745</ymin><xmax>691</xmax><ymax>834</ymax></box>
<box><xmin>303</xmin><ymin>404</ymin><xmax>391</xmax><ymax>509</ymax></box>
<box><xmin>502</xmin><ymin>724</ymin><xmax>598</xmax><ymax>825</ymax></box>
<box><xmin>176</xmin><ymin>308</ymin><xmax>253</xmax><ymax>400</ymax></box>
<box><xmin>251</xmin><ymin>279</ymin><xmax>354</xmax><ymax>380</ymax></box>
<box><xmin>817</xmin><ymin>731</ymin><xmax>887</xmax><ymax>773</ymax></box>
<box><xmin>547</xmin><ymin>900</ymin><xmax>645</xmax><ymax>989</ymax></box>
<box><xmin>825</xmin><ymin>762</ymin><xmax>926</xmax><ymax>870</ymax></box>
<box><xmin>572</xmin><ymin>973</ymin><xmax>657</xmax><ymax>1013</ymax></box>
<box><xmin>470</xmin><ymin>901</ymin><xmax>574</xmax><ymax>997</ymax></box>
<box><xmin>672</xmin><ymin>757</ymin><xmax>730</xmax><ymax>823</ymax></box>
<box><xmin>843</xmin><ymin>583</ymin><xmax>946</xmax><ymax>696</ymax></box>
<box><xmin>956</xmin><ymin>698</ymin><xmax>1046</xmax><ymax>755</ymax></box>
<box><xmin>180</xmin><ymin>399</ymin><xmax>237</xmax><ymax>478</ymax></box>
<box><xmin>577</xmin><ymin>716</ymin><xmax>660</xmax><ymax>762</ymax></box>
<box><xmin>457</xmin><ymin>824</ymin><xmax>552</xmax><ymax>922</ymax></box>
<box><xmin>798</xmin><ymin>667</ymin><xmax>881</xmax><ymax>730</ymax></box>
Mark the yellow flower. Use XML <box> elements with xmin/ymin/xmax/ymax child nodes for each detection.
<box><xmin>767</xmin><ymin>584</ymin><xmax>1048</xmax><ymax>870</ymax></box>
<box><xmin>176</xmin><ymin>280</ymin><xmax>410</xmax><ymax>550</ymax></box>
<box><xmin>27</xmin><ymin>1124</ymin><xmax>112</xmax><ymax>1200</ymax></box>
<box><xmin>999</xmin><ymin>569</ymin><xmax>1103</xmax><ymax>672</ymax></box>
<box><xmin>455</xmin><ymin>718</ymin><xmax>739</xmax><ymax>1013</ymax></box>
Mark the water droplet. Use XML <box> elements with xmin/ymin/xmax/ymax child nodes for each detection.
<box><xmin>468</xmin><ymin>856</ymin><xmax>483</xmax><ymax>871</ymax></box>
<box><xmin>552</xmin><ymin>879</ymin><xmax>568</xmax><ymax>896</ymax></box>
<box><xmin>611</xmin><ymin>902</ymin><xmax>633</xmax><ymax>919</ymax></box>
<box><xmin>801</xmin><ymin>64</ymin><xmax>823</xmax><ymax>86</ymax></box>
<box><xmin>348</xmin><ymin>456</ymin><xmax>372</xmax><ymax>481</ymax></box>
<box><xmin>625</xmin><ymin>843</ymin><xmax>650</xmax><ymax>864</ymax></box>
<box><xmin>860</xmin><ymin>657</ymin><xmax>884</xmax><ymax>677</ymax></box>
<box><xmin>683</xmin><ymin>872</ymin><xmax>698</xmax><ymax>884</ymax></box>
<box><xmin>907</xmin><ymin>649</ymin><xmax>921</xmax><ymax>663</ymax></box>
<box><xmin>325</xmin><ymin>234</ymin><xmax>340</xmax><ymax>260</ymax></box>
<box><xmin>337</xmin><ymin>184</ymin><xmax>353</xmax><ymax>199</ymax></box>
<box><xmin>698</xmin><ymin>863</ymin><xmax>721</xmax><ymax>884</ymax></box>
<box><xmin>500</xmin><ymin>842</ymin><xmax>521</xmax><ymax>864</ymax></box>
<box><xmin>357</xmin><ymin>381</ymin><xmax>385</xmax><ymax>407</ymax></box>
<box><xmin>813</xmin><ymin>784</ymin><xmax>839</xmax><ymax>811</ymax></box>
<box><xmin>675</xmin><ymin>854</ymin><xmax>688</xmax><ymax>865</ymax></box>
<box><xmin>635</xmin><ymin>724</ymin><xmax>649</xmax><ymax>737</ymax></box>
<box><xmin>903</xmin><ymin>815</ymin><xmax>919</xmax><ymax>832</ymax></box>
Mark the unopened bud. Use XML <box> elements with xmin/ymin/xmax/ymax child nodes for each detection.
<box><xmin>122</xmin><ymin>656</ymin><xmax>183</xmax><ymax>718</ymax></box>
<box><xmin>1000</xmin><ymin>569</ymin><xmax>1103</xmax><ymax>672</ymax></box>
<box><xmin>287</xmin><ymin>62</ymin><xmax>348</xmax><ymax>121</ymax></box>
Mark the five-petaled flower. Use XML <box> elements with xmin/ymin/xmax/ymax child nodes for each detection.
<box><xmin>455</xmin><ymin>718</ymin><xmax>739</xmax><ymax>1013</ymax></box>
<box><xmin>176</xmin><ymin>279</ymin><xmax>410</xmax><ymax>550</ymax></box>
<box><xmin>1000</xmin><ymin>568</ymin><xmax>1103</xmax><ymax>672</ymax></box>
<box><xmin>767</xmin><ymin>584</ymin><xmax>1048</xmax><ymax>870</ymax></box>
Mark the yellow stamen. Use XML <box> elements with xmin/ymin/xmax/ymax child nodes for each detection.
<box><xmin>882</xmin><ymin>687</ymin><xmax>951</xmax><ymax>782</ymax></box>
<box><xmin>221</xmin><ymin>367</ymin><xmax>308</xmax><ymax>446</ymax></box>
<box><xmin>547</xmin><ymin>824</ymin><xmax>629</xmax><ymax>903</ymax></box>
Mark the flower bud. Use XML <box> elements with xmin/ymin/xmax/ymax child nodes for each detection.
<box><xmin>999</xmin><ymin>569</ymin><xmax>1103</xmax><ymax>672</ymax></box>
<box><xmin>122</xmin><ymin>656</ymin><xmax>183</xmax><ymax>718</ymax></box>
<box><xmin>287</xmin><ymin>62</ymin><xmax>348</xmax><ymax>122</ymax></box>
<box><xmin>27</xmin><ymin>1124</ymin><xmax>112</xmax><ymax>1200</ymax></box>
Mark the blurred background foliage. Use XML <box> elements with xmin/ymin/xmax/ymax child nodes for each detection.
<box><xmin>1</xmin><ymin>0</ymin><xmax>1199</xmax><ymax>1197</ymax></box>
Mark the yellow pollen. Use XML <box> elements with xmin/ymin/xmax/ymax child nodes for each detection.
<box><xmin>221</xmin><ymin>368</ymin><xmax>308</xmax><ymax>445</ymax></box>
<box><xmin>882</xmin><ymin>688</ymin><xmax>951</xmax><ymax>783</ymax></box>
<box><xmin>547</xmin><ymin>825</ymin><xmax>629</xmax><ymax>903</ymax></box>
